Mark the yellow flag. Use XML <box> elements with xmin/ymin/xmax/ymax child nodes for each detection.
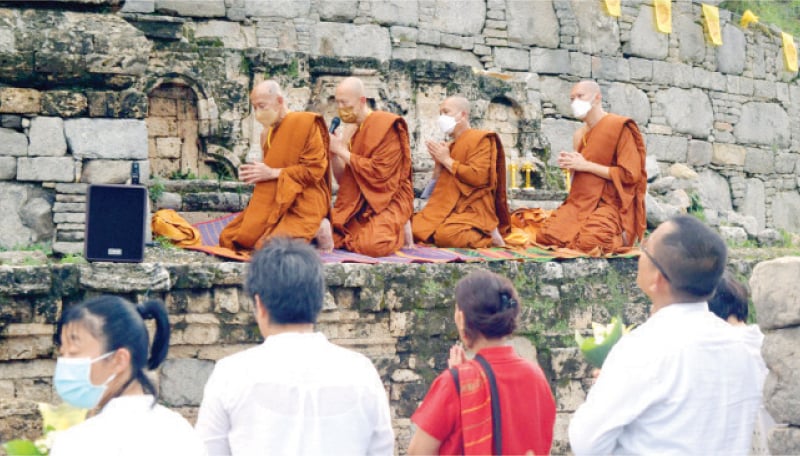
<box><xmin>740</xmin><ymin>9</ymin><xmax>758</xmax><ymax>28</ymax></box>
<box><xmin>653</xmin><ymin>0</ymin><xmax>672</xmax><ymax>34</ymax></box>
<box><xmin>782</xmin><ymin>32</ymin><xmax>798</xmax><ymax>72</ymax></box>
<box><xmin>702</xmin><ymin>4</ymin><xmax>723</xmax><ymax>46</ymax></box>
<box><xmin>603</xmin><ymin>0</ymin><xmax>621</xmax><ymax>17</ymax></box>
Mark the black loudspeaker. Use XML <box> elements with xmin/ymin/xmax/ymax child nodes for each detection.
<box><xmin>84</xmin><ymin>184</ymin><xmax>148</xmax><ymax>263</ymax></box>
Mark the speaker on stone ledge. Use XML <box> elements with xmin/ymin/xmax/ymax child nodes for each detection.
<box><xmin>84</xmin><ymin>184</ymin><xmax>148</xmax><ymax>263</ymax></box>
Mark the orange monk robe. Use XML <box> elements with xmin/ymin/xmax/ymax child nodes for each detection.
<box><xmin>535</xmin><ymin>114</ymin><xmax>647</xmax><ymax>254</ymax></box>
<box><xmin>411</xmin><ymin>130</ymin><xmax>510</xmax><ymax>248</ymax></box>
<box><xmin>219</xmin><ymin>112</ymin><xmax>331</xmax><ymax>251</ymax></box>
<box><xmin>331</xmin><ymin>111</ymin><xmax>414</xmax><ymax>257</ymax></box>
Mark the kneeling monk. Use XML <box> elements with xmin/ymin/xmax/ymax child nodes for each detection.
<box><xmin>219</xmin><ymin>80</ymin><xmax>332</xmax><ymax>251</ymax></box>
<box><xmin>535</xmin><ymin>80</ymin><xmax>646</xmax><ymax>254</ymax></box>
<box><xmin>412</xmin><ymin>96</ymin><xmax>510</xmax><ymax>248</ymax></box>
<box><xmin>328</xmin><ymin>77</ymin><xmax>414</xmax><ymax>257</ymax></box>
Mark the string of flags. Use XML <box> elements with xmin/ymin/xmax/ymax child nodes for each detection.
<box><xmin>602</xmin><ymin>0</ymin><xmax>798</xmax><ymax>72</ymax></box>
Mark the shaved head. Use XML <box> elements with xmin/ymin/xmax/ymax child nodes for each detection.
<box><xmin>442</xmin><ymin>96</ymin><xmax>470</xmax><ymax>116</ymax></box>
<box><xmin>574</xmin><ymin>80</ymin><xmax>601</xmax><ymax>97</ymax></box>
<box><xmin>336</xmin><ymin>77</ymin><xmax>366</xmax><ymax>98</ymax></box>
<box><xmin>251</xmin><ymin>80</ymin><xmax>283</xmax><ymax>100</ymax></box>
<box><xmin>334</xmin><ymin>76</ymin><xmax>368</xmax><ymax>123</ymax></box>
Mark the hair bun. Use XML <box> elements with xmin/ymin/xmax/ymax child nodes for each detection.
<box><xmin>499</xmin><ymin>292</ymin><xmax>517</xmax><ymax>310</ymax></box>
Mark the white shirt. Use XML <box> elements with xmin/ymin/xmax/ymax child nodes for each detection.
<box><xmin>51</xmin><ymin>395</ymin><xmax>206</xmax><ymax>456</ymax></box>
<box><xmin>195</xmin><ymin>332</ymin><xmax>394</xmax><ymax>456</ymax></box>
<box><xmin>569</xmin><ymin>302</ymin><xmax>763</xmax><ymax>456</ymax></box>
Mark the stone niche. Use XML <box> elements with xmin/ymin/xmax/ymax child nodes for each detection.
<box><xmin>147</xmin><ymin>83</ymin><xmax>212</xmax><ymax>178</ymax></box>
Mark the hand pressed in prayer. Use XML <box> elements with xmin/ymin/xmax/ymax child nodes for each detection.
<box><xmin>557</xmin><ymin>150</ymin><xmax>589</xmax><ymax>172</ymax></box>
<box><xmin>239</xmin><ymin>162</ymin><xmax>279</xmax><ymax>183</ymax></box>
<box><xmin>425</xmin><ymin>139</ymin><xmax>451</xmax><ymax>164</ymax></box>
<box><xmin>448</xmin><ymin>343</ymin><xmax>467</xmax><ymax>368</ymax></box>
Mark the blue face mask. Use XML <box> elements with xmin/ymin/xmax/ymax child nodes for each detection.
<box><xmin>54</xmin><ymin>351</ymin><xmax>117</xmax><ymax>409</ymax></box>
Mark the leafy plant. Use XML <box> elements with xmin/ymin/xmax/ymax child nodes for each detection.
<box><xmin>149</xmin><ymin>176</ymin><xmax>166</xmax><ymax>204</ymax></box>
<box><xmin>687</xmin><ymin>191</ymin><xmax>706</xmax><ymax>222</ymax></box>
<box><xmin>59</xmin><ymin>254</ymin><xmax>86</xmax><ymax>265</ymax></box>
<box><xmin>154</xmin><ymin>235</ymin><xmax>177</xmax><ymax>250</ymax></box>
<box><xmin>169</xmin><ymin>169</ymin><xmax>197</xmax><ymax>180</ymax></box>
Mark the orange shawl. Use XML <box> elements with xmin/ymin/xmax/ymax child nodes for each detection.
<box><xmin>219</xmin><ymin>112</ymin><xmax>331</xmax><ymax>250</ymax></box>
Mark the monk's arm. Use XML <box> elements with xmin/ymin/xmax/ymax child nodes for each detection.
<box><xmin>349</xmin><ymin>129</ymin><xmax>405</xmax><ymax>183</ymax></box>
<box><xmin>280</xmin><ymin>125</ymin><xmax>328</xmax><ymax>186</ymax></box>
<box><xmin>567</xmin><ymin>128</ymin><xmax>611</xmax><ymax>180</ymax></box>
<box><xmin>451</xmin><ymin>137</ymin><xmax>492</xmax><ymax>188</ymax></box>
<box><xmin>608</xmin><ymin>126</ymin><xmax>644</xmax><ymax>185</ymax></box>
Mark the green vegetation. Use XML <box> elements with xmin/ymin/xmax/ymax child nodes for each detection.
<box><xmin>149</xmin><ymin>176</ymin><xmax>166</xmax><ymax>204</ymax></box>
<box><xmin>721</xmin><ymin>0</ymin><xmax>800</xmax><ymax>36</ymax></box>
<box><xmin>154</xmin><ymin>235</ymin><xmax>177</xmax><ymax>250</ymax></box>
<box><xmin>169</xmin><ymin>169</ymin><xmax>198</xmax><ymax>180</ymax></box>
<box><xmin>0</xmin><ymin>242</ymin><xmax>53</xmax><ymax>255</ymax></box>
<box><xmin>59</xmin><ymin>254</ymin><xmax>86</xmax><ymax>264</ymax></box>
<box><xmin>687</xmin><ymin>191</ymin><xmax>706</xmax><ymax>222</ymax></box>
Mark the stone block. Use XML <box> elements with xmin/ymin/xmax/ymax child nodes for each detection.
<box><xmin>768</xmin><ymin>427</ymin><xmax>800</xmax><ymax>456</ymax></box>
<box><xmin>494</xmin><ymin>47</ymin><xmax>529</xmax><ymax>71</ymax></box>
<box><xmin>753</xmin><ymin>79</ymin><xmax>776</xmax><ymax>100</ymax></box>
<box><xmin>734</xmin><ymin>102</ymin><xmax>790</xmax><ymax>148</ymax></box>
<box><xmin>16</xmin><ymin>157</ymin><xmax>74</xmax><ymax>182</ymax></box>
<box><xmin>762</xmin><ymin>327</ymin><xmax>800</xmax><ymax>423</ymax></box>
<box><xmin>569</xmin><ymin>51</ymin><xmax>591</xmax><ymax>78</ymax></box>
<box><xmin>195</xmin><ymin>20</ymin><xmax>247</xmax><ymax>48</ymax></box>
<box><xmin>65</xmin><ymin>119</ymin><xmax>148</xmax><ymax>160</ymax></box>
<box><xmin>654</xmin><ymin>88</ymin><xmax>713</xmax><ymax>139</ymax></box>
<box><xmin>606</xmin><ymin>83</ymin><xmax>650</xmax><ymax>126</ymax></box>
<box><xmin>0</xmin><ymin>88</ymin><xmax>41</xmax><ymax>114</ymax></box>
<box><xmin>53</xmin><ymin>213</ymin><xmax>84</xmax><ymax>224</ymax></box>
<box><xmin>739</xmin><ymin>178</ymin><xmax>765</xmax><ymax>231</ymax></box>
<box><xmin>311</xmin><ymin>23</ymin><xmax>391</xmax><ymax>60</ymax></box>
<box><xmin>591</xmin><ymin>56</ymin><xmax>628</xmax><ymax>81</ymax></box>
<box><xmin>417</xmin><ymin>29</ymin><xmax>440</xmax><ymax>46</ymax></box>
<box><xmin>430</xmin><ymin>0</ymin><xmax>485</xmax><ymax>35</ymax></box>
<box><xmin>711</xmin><ymin>143</ymin><xmax>746</xmax><ymax>166</ymax></box>
<box><xmin>28</xmin><ymin>117</ymin><xmax>67</xmax><ymax>157</ymax></box>
<box><xmin>415</xmin><ymin>45</ymin><xmax>482</xmax><ymax>68</ymax></box>
<box><xmin>530</xmin><ymin>48</ymin><xmax>570</xmax><ymax>75</ymax></box>
<box><xmin>156</xmin><ymin>0</ymin><xmax>226</xmax><ymax>17</ymax></box>
<box><xmin>121</xmin><ymin>0</ymin><xmax>155</xmax><ymax>13</ymax></box>
<box><xmin>247</xmin><ymin>0</ymin><xmax>310</xmax><ymax>16</ymax></box>
<box><xmin>626</xmin><ymin>5</ymin><xmax>668</xmax><ymax>60</ymax></box>
<box><xmin>370</xmin><ymin>0</ymin><xmax>418</xmax><ymax>26</ymax></box>
<box><xmin>651</xmin><ymin>60</ymin><xmax>674</xmax><ymax>85</ymax></box>
<box><xmin>52</xmin><ymin>241</ymin><xmax>83</xmax><ymax>255</ymax></box>
<box><xmin>775</xmin><ymin>153</ymin><xmax>798</xmax><ymax>174</ymax></box>
<box><xmin>674</xmin><ymin>11</ymin><xmax>706</xmax><ymax>64</ymax></box>
<box><xmin>572</xmin><ymin>0</ymin><xmax>620</xmax><ymax>56</ymax></box>
<box><xmin>159</xmin><ymin>358</ymin><xmax>215</xmax><ymax>407</ymax></box>
<box><xmin>1</xmin><ymin>115</ymin><xmax>22</xmax><ymax>129</ymax></box>
<box><xmin>0</xmin><ymin>335</ymin><xmax>53</xmax><ymax>360</ymax></box>
<box><xmin>53</xmin><ymin>202</ymin><xmax>85</xmax><ymax>213</ymax></box>
<box><xmin>0</xmin><ymin>157</ymin><xmax>16</xmax><ymax>180</ymax></box>
<box><xmin>718</xmin><ymin>225</ymin><xmax>747</xmax><ymax>244</ymax></box>
<box><xmin>687</xmin><ymin>140</ymin><xmax>712</xmax><ymax>167</ymax></box>
<box><xmin>771</xmin><ymin>191</ymin><xmax>800</xmax><ymax>234</ymax></box>
<box><xmin>750</xmin><ymin>257</ymin><xmax>800</xmax><ymax>330</ymax></box>
<box><xmin>317</xmin><ymin>0</ymin><xmax>358</xmax><ymax>21</ymax></box>
<box><xmin>390</xmin><ymin>26</ymin><xmax>418</xmax><ymax>46</ymax></box>
<box><xmin>645</xmin><ymin>134</ymin><xmax>688</xmax><ymax>163</ymax></box>
<box><xmin>645</xmin><ymin>155</ymin><xmax>660</xmax><ymax>182</ymax></box>
<box><xmin>78</xmin><ymin>263</ymin><xmax>170</xmax><ymax>293</ymax></box>
<box><xmin>716</xmin><ymin>24</ymin><xmax>745</xmax><ymax>75</ymax></box>
<box><xmin>81</xmin><ymin>159</ymin><xmax>148</xmax><ymax>184</ymax></box>
<box><xmin>0</xmin><ymin>128</ymin><xmax>27</xmax><ymax>157</ymax></box>
<box><xmin>156</xmin><ymin>137</ymin><xmax>182</xmax><ymax>159</ymax></box>
<box><xmin>182</xmin><ymin>324</ymin><xmax>221</xmax><ymax>345</ymax></box>
<box><xmin>744</xmin><ymin>147</ymin><xmax>774</xmax><ymax>174</ymax></box>
<box><xmin>541</xmin><ymin>118</ymin><xmax>582</xmax><ymax>166</ymax></box>
<box><xmin>41</xmin><ymin>91</ymin><xmax>88</xmax><ymax>118</ymax></box>
<box><xmin>214</xmin><ymin>287</ymin><xmax>240</xmax><ymax>313</ymax></box>
<box><xmin>695</xmin><ymin>169</ymin><xmax>733</xmax><ymax>213</ymax></box>
<box><xmin>55</xmin><ymin>183</ymin><xmax>88</xmax><ymax>194</ymax></box>
<box><xmin>555</xmin><ymin>380</ymin><xmax>585</xmax><ymax>412</ymax></box>
<box><xmin>506</xmin><ymin>0</ymin><xmax>559</xmax><ymax>48</ymax></box>
<box><xmin>628</xmin><ymin>57</ymin><xmax>652</xmax><ymax>81</ymax></box>
<box><xmin>539</xmin><ymin>77</ymin><xmax>574</xmax><ymax>118</ymax></box>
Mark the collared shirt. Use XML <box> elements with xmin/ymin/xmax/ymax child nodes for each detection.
<box><xmin>569</xmin><ymin>302</ymin><xmax>763</xmax><ymax>456</ymax></box>
<box><xmin>195</xmin><ymin>332</ymin><xmax>394</xmax><ymax>456</ymax></box>
<box><xmin>51</xmin><ymin>395</ymin><xmax>206</xmax><ymax>456</ymax></box>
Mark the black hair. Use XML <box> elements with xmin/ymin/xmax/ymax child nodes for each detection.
<box><xmin>55</xmin><ymin>296</ymin><xmax>170</xmax><ymax>406</ymax></box>
<box><xmin>656</xmin><ymin>215</ymin><xmax>728</xmax><ymax>301</ymax></box>
<box><xmin>454</xmin><ymin>269</ymin><xmax>520</xmax><ymax>340</ymax></box>
<box><xmin>246</xmin><ymin>237</ymin><xmax>324</xmax><ymax>324</ymax></box>
<box><xmin>708</xmin><ymin>270</ymin><xmax>749</xmax><ymax>323</ymax></box>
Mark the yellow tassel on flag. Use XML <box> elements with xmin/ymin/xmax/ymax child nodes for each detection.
<box><xmin>603</xmin><ymin>0</ymin><xmax>621</xmax><ymax>17</ymax></box>
<box><xmin>653</xmin><ymin>0</ymin><xmax>672</xmax><ymax>34</ymax></box>
<box><xmin>740</xmin><ymin>9</ymin><xmax>758</xmax><ymax>28</ymax></box>
<box><xmin>702</xmin><ymin>4</ymin><xmax>723</xmax><ymax>46</ymax></box>
<box><xmin>782</xmin><ymin>32</ymin><xmax>798</xmax><ymax>72</ymax></box>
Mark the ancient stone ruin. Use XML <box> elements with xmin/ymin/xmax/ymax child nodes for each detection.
<box><xmin>0</xmin><ymin>0</ymin><xmax>799</xmax><ymax>453</ymax></box>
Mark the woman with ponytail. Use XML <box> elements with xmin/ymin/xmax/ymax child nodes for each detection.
<box><xmin>50</xmin><ymin>295</ymin><xmax>206</xmax><ymax>456</ymax></box>
<box><xmin>408</xmin><ymin>270</ymin><xmax>556</xmax><ymax>456</ymax></box>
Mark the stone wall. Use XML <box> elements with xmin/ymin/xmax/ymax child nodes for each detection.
<box><xmin>0</xmin><ymin>0</ymin><xmax>799</xmax><ymax>253</ymax></box>
<box><xmin>751</xmin><ymin>257</ymin><xmax>800</xmax><ymax>455</ymax></box>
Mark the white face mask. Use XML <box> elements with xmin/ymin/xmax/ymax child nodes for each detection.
<box><xmin>437</xmin><ymin>114</ymin><xmax>457</xmax><ymax>135</ymax></box>
<box><xmin>571</xmin><ymin>98</ymin><xmax>593</xmax><ymax>119</ymax></box>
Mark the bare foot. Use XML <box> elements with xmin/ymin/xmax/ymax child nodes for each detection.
<box><xmin>403</xmin><ymin>220</ymin><xmax>414</xmax><ymax>248</ymax></box>
<box><xmin>315</xmin><ymin>218</ymin><xmax>334</xmax><ymax>253</ymax></box>
<box><xmin>490</xmin><ymin>228</ymin><xmax>505</xmax><ymax>247</ymax></box>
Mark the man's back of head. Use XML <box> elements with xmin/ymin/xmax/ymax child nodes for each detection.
<box><xmin>246</xmin><ymin>237</ymin><xmax>324</xmax><ymax>325</ymax></box>
<box><xmin>647</xmin><ymin>215</ymin><xmax>728</xmax><ymax>304</ymax></box>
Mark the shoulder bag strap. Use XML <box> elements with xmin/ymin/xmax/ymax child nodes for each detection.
<box><xmin>474</xmin><ymin>354</ymin><xmax>502</xmax><ymax>455</ymax></box>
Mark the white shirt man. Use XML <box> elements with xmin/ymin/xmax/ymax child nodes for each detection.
<box><xmin>569</xmin><ymin>215</ymin><xmax>763</xmax><ymax>455</ymax></box>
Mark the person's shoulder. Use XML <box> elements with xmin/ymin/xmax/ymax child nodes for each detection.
<box><xmin>211</xmin><ymin>344</ymin><xmax>265</xmax><ymax>374</ymax></box>
<box><xmin>50</xmin><ymin>414</ymin><xmax>107</xmax><ymax>455</ymax></box>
